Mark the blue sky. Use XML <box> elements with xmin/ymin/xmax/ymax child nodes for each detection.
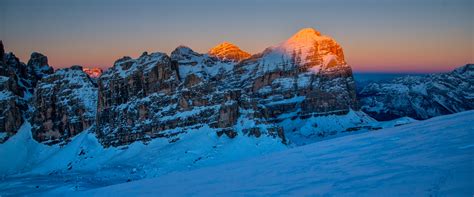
<box><xmin>1</xmin><ymin>0</ymin><xmax>472</xmax><ymax>72</ymax></box>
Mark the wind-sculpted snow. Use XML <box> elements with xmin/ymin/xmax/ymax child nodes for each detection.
<box><xmin>359</xmin><ymin>64</ymin><xmax>474</xmax><ymax>120</ymax></box>
<box><xmin>72</xmin><ymin>110</ymin><xmax>474</xmax><ymax>196</ymax></box>
<box><xmin>0</xmin><ymin>121</ymin><xmax>286</xmax><ymax>195</ymax></box>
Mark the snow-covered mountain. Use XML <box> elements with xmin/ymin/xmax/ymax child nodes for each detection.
<box><xmin>0</xmin><ymin>29</ymin><xmax>472</xmax><ymax>195</ymax></box>
<box><xmin>1</xmin><ymin>28</ymin><xmax>375</xmax><ymax>148</ymax></box>
<box><xmin>359</xmin><ymin>64</ymin><xmax>474</xmax><ymax>120</ymax></box>
<box><xmin>94</xmin><ymin>27</ymin><xmax>364</xmax><ymax>147</ymax></box>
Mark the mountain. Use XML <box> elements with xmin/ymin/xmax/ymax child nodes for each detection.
<box><xmin>208</xmin><ymin>42</ymin><xmax>251</xmax><ymax>62</ymax></box>
<box><xmin>231</xmin><ymin>28</ymin><xmax>360</xmax><ymax>144</ymax></box>
<box><xmin>93</xmin><ymin>27</ymin><xmax>364</xmax><ymax>147</ymax></box>
<box><xmin>359</xmin><ymin>64</ymin><xmax>474</xmax><ymax>120</ymax></box>
<box><xmin>0</xmin><ymin>28</ymin><xmax>395</xmax><ymax>148</ymax></box>
<box><xmin>4</xmin><ymin>29</ymin><xmax>472</xmax><ymax>195</ymax></box>
<box><xmin>0</xmin><ymin>28</ymin><xmax>391</xmax><ymax>173</ymax></box>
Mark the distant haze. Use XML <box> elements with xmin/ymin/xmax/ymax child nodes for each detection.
<box><xmin>1</xmin><ymin>0</ymin><xmax>472</xmax><ymax>72</ymax></box>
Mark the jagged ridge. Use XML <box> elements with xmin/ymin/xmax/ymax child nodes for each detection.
<box><xmin>359</xmin><ymin>64</ymin><xmax>474</xmax><ymax>120</ymax></box>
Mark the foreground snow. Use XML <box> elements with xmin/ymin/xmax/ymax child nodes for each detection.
<box><xmin>78</xmin><ymin>111</ymin><xmax>474</xmax><ymax>196</ymax></box>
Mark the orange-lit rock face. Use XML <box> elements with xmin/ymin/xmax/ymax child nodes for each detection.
<box><xmin>208</xmin><ymin>42</ymin><xmax>251</xmax><ymax>62</ymax></box>
<box><xmin>83</xmin><ymin>67</ymin><xmax>103</xmax><ymax>78</ymax></box>
<box><xmin>272</xmin><ymin>28</ymin><xmax>346</xmax><ymax>73</ymax></box>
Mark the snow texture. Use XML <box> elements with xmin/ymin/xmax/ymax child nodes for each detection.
<box><xmin>78</xmin><ymin>110</ymin><xmax>474</xmax><ymax>196</ymax></box>
<box><xmin>0</xmin><ymin>111</ymin><xmax>472</xmax><ymax>195</ymax></box>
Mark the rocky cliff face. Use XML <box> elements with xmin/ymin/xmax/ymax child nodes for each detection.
<box><xmin>96</xmin><ymin>28</ymin><xmax>358</xmax><ymax>147</ymax></box>
<box><xmin>96</xmin><ymin>52</ymin><xmax>182</xmax><ymax>146</ymax></box>
<box><xmin>0</xmin><ymin>41</ymin><xmax>53</xmax><ymax>142</ymax></box>
<box><xmin>0</xmin><ymin>41</ymin><xmax>4</xmax><ymax>63</ymax></box>
<box><xmin>359</xmin><ymin>64</ymin><xmax>474</xmax><ymax>120</ymax></box>
<box><xmin>31</xmin><ymin>66</ymin><xmax>97</xmax><ymax>144</ymax></box>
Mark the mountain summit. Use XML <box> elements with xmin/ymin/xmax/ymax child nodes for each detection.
<box><xmin>208</xmin><ymin>42</ymin><xmax>251</xmax><ymax>62</ymax></box>
<box><xmin>287</xmin><ymin>28</ymin><xmax>322</xmax><ymax>40</ymax></box>
<box><xmin>256</xmin><ymin>28</ymin><xmax>346</xmax><ymax>74</ymax></box>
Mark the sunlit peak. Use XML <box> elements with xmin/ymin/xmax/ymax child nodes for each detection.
<box><xmin>290</xmin><ymin>28</ymin><xmax>322</xmax><ymax>39</ymax></box>
<box><xmin>208</xmin><ymin>41</ymin><xmax>250</xmax><ymax>62</ymax></box>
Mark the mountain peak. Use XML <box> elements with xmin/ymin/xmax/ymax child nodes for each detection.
<box><xmin>291</xmin><ymin>28</ymin><xmax>322</xmax><ymax>39</ymax></box>
<box><xmin>284</xmin><ymin>28</ymin><xmax>325</xmax><ymax>47</ymax></box>
<box><xmin>171</xmin><ymin>45</ymin><xmax>201</xmax><ymax>61</ymax></box>
<box><xmin>263</xmin><ymin>27</ymin><xmax>346</xmax><ymax>72</ymax></box>
<box><xmin>172</xmin><ymin>45</ymin><xmax>196</xmax><ymax>54</ymax></box>
<box><xmin>213</xmin><ymin>42</ymin><xmax>236</xmax><ymax>48</ymax></box>
<box><xmin>208</xmin><ymin>42</ymin><xmax>250</xmax><ymax>62</ymax></box>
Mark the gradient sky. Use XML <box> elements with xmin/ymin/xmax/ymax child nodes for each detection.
<box><xmin>1</xmin><ymin>0</ymin><xmax>472</xmax><ymax>72</ymax></box>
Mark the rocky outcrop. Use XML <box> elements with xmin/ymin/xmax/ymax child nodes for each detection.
<box><xmin>0</xmin><ymin>42</ymin><xmax>53</xmax><ymax>142</ymax></box>
<box><xmin>27</xmin><ymin>52</ymin><xmax>54</xmax><ymax>88</ymax></box>
<box><xmin>208</xmin><ymin>42</ymin><xmax>251</xmax><ymax>62</ymax></box>
<box><xmin>96</xmin><ymin>28</ymin><xmax>357</xmax><ymax>147</ymax></box>
<box><xmin>31</xmin><ymin>65</ymin><xmax>97</xmax><ymax>144</ymax></box>
<box><xmin>359</xmin><ymin>64</ymin><xmax>474</xmax><ymax>120</ymax></box>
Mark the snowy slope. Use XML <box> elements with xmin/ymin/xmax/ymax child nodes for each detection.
<box><xmin>278</xmin><ymin>109</ymin><xmax>415</xmax><ymax>146</ymax></box>
<box><xmin>77</xmin><ymin>110</ymin><xmax>474</xmax><ymax>196</ymax></box>
<box><xmin>0</xmin><ymin>123</ymin><xmax>286</xmax><ymax>195</ymax></box>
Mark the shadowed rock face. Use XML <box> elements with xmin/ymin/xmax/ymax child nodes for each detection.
<box><xmin>31</xmin><ymin>66</ymin><xmax>97</xmax><ymax>144</ymax></box>
<box><xmin>95</xmin><ymin>28</ymin><xmax>358</xmax><ymax>147</ymax></box>
<box><xmin>0</xmin><ymin>42</ymin><xmax>53</xmax><ymax>142</ymax></box>
<box><xmin>0</xmin><ymin>41</ymin><xmax>4</xmax><ymax>63</ymax></box>
<box><xmin>95</xmin><ymin>52</ymin><xmax>182</xmax><ymax>146</ymax></box>
<box><xmin>359</xmin><ymin>64</ymin><xmax>474</xmax><ymax>120</ymax></box>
